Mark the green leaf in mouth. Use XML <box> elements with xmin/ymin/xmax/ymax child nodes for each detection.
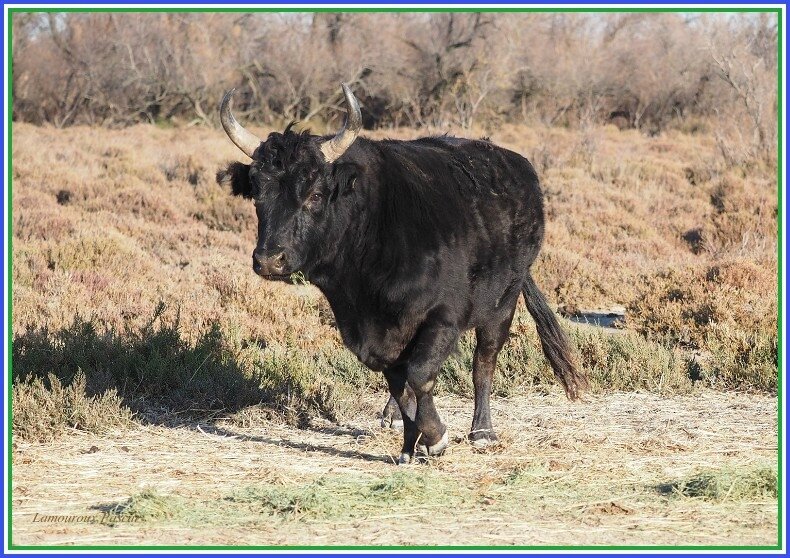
<box><xmin>289</xmin><ymin>271</ymin><xmax>310</xmax><ymax>286</ymax></box>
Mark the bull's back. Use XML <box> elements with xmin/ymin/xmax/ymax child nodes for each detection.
<box><xmin>379</xmin><ymin>135</ymin><xmax>545</xmax><ymax>251</ymax></box>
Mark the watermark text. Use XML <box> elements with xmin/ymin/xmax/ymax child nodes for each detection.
<box><xmin>31</xmin><ymin>512</ymin><xmax>142</xmax><ymax>524</ymax></box>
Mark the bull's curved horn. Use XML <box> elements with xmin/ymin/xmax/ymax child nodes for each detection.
<box><xmin>219</xmin><ymin>89</ymin><xmax>262</xmax><ymax>159</ymax></box>
<box><xmin>320</xmin><ymin>83</ymin><xmax>362</xmax><ymax>163</ymax></box>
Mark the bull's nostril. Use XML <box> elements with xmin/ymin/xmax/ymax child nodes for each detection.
<box><xmin>272</xmin><ymin>252</ymin><xmax>286</xmax><ymax>272</ymax></box>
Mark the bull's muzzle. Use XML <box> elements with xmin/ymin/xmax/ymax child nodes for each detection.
<box><xmin>252</xmin><ymin>250</ymin><xmax>288</xmax><ymax>277</ymax></box>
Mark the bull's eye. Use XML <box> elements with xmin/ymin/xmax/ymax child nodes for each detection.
<box><xmin>309</xmin><ymin>192</ymin><xmax>323</xmax><ymax>204</ymax></box>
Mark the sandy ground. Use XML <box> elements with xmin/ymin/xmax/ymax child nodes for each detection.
<box><xmin>11</xmin><ymin>390</ymin><xmax>778</xmax><ymax>548</ymax></box>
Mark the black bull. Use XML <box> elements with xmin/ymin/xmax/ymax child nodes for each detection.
<box><xmin>217</xmin><ymin>83</ymin><xmax>588</xmax><ymax>463</ymax></box>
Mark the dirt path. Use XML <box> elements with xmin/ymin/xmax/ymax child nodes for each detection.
<box><xmin>11</xmin><ymin>390</ymin><xmax>778</xmax><ymax>547</ymax></box>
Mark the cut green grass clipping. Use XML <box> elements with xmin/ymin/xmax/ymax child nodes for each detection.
<box><xmin>658</xmin><ymin>465</ymin><xmax>778</xmax><ymax>502</ymax></box>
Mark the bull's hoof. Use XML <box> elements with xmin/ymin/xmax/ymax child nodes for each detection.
<box><xmin>468</xmin><ymin>429</ymin><xmax>498</xmax><ymax>447</ymax></box>
<box><xmin>417</xmin><ymin>429</ymin><xmax>450</xmax><ymax>457</ymax></box>
<box><xmin>398</xmin><ymin>452</ymin><xmax>413</xmax><ymax>465</ymax></box>
<box><xmin>380</xmin><ymin>416</ymin><xmax>404</xmax><ymax>431</ymax></box>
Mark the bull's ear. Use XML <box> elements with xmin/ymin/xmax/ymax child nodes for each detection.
<box><xmin>330</xmin><ymin>162</ymin><xmax>359</xmax><ymax>201</ymax></box>
<box><xmin>216</xmin><ymin>162</ymin><xmax>254</xmax><ymax>199</ymax></box>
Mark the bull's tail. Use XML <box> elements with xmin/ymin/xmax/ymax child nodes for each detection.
<box><xmin>522</xmin><ymin>274</ymin><xmax>588</xmax><ymax>400</ymax></box>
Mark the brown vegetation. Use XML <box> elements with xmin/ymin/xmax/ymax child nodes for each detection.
<box><xmin>11</xmin><ymin>118</ymin><xmax>778</xmax><ymax>442</ymax></box>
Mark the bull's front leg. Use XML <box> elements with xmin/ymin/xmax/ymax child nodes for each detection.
<box><xmin>384</xmin><ymin>316</ymin><xmax>459</xmax><ymax>464</ymax></box>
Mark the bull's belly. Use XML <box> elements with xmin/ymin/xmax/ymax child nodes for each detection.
<box><xmin>327</xmin><ymin>264</ymin><xmax>526</xmax><ymax>371</ymax></box>
<box><xmin>338</xmin><ymin>319</ymin><xmax>416</xmax><ymax>371</ymax></box>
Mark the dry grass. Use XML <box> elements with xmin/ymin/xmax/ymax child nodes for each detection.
<box><xmin>11</xmin><ymin>390</ymin><xmax>778</xmax><ymax>546</ymax></box>
<box><xmin>12</xmin><ymin>372</ymin><xmax>134</xmax><ymax>443</ymax></box>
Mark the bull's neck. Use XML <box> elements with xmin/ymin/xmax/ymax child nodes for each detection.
<box><xmin>308</xmin><ymin>189</ymin><xmax>377</xmax><ymax>312</ymax></box>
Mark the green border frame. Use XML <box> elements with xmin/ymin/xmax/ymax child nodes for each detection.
<box><xmin>4</xmin><ymin>4</ymin><xmax>785</xmax><ymax>552</ymax></box>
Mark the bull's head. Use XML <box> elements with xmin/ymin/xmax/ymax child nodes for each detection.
<box><xmin>217</xmin><ymin>83</ymin><xmax>362</xmax><ymax>280</ymax></box>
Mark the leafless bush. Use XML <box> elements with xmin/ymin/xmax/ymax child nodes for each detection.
<box><xmin>12</xmin><ymin>12</ymin><xmax>778</xmax><ymax>158</ymax></box>
<box><xmin>708</xmin><ymin>14</ymin><xmax>778</xmax><ymax>160</ymax></box>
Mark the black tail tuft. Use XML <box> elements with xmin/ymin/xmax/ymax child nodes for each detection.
<box><xmin>522</xmin><ymin>275</ymin><xmax>588</xmax><ymax>400</ymax></box>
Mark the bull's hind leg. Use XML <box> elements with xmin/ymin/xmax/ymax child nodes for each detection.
<box><xmin>382</xmin><ymin>365</ymin><xmax>418</xmax><ymax>460</ymax></box>
<box><xmin>380</xmin><ymin>395</ymin><xmax>405</xmax><ymax>430</ymax></box>
<box><xmin>470</xmin><ymin>306</ymin><xmax>517</xmax><ymax>446</ymax></box>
